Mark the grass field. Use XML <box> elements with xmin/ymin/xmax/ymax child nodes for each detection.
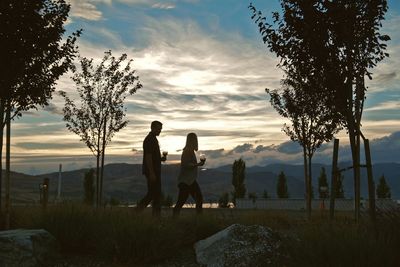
<box><xmin>2</xmin><ymin>205</ymin><xmax>400</xmax><ymax>266</ymax></box>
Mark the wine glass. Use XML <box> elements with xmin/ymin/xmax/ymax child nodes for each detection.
<box><xmin>162</xmin><ymin>151</ymin><xmax>168</xmax><ymax>163</ymax></box>
<box><xmin>199</xmin><ymin>154</ymin><xmax>206</xmax><ymax>171</ymax></box>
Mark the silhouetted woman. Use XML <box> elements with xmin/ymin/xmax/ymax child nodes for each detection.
<box><xmin>173</xmin><ymin>133</ymin><xmax>205</xmax><ymax>216</ymax></box>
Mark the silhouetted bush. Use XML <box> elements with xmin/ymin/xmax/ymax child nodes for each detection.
<box><xmin>218</xmin><ymin>192</ymin><xmax>230</xmax><ymax>208</ymax></box>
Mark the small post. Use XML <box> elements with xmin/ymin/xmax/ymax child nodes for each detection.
<box><xmin>320</xmin><ymin>186</ymin><xmax>328</xmax><ymax>218</ymax></box>
<box><xmin>57</xmin><ymin>164</ymin><xmax>62</xmax><ymax>201</ymax></box>
<box><xmin>329</xmin><ymin>138</ymin><xmax>339</xmax><ymax>220</ymax></box>
<box><xmin>364</xmin><ymin>139</ymin><xmax>376</xmax><ymax>223</ymax></box>
<box><xmin>5</xmin><ymin>108</ymin><xmax>11</xmax><ymax>230</ymax></box>
<box><xmin>40</xmin><ymin>178</ymin><xmax>49</xmax><ymax>209</ymax></box>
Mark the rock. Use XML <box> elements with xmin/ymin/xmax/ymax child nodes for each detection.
<box><xmin>0</xmin><ymin>229</ymin><xmax>57</xmax><ymax>267</ymax></box>
<box><xmin>194</xmin><ymin>224</ymin><xmax>283</xmax><ymax>267</ymax></box>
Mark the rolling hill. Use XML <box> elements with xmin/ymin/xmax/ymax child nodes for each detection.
<box><xmin>2</xmin><ymin>162</ymin><xmax>399</xmax><ymax>203</ymax></box>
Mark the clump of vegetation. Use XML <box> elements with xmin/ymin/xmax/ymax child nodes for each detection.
<box><xmin>11</xmin><ymin>204</ymin><xmax>221</xmax><ymax>265</ymax></box>
<box><xmin>277</xmin><ymin>171</ymin><xmax>289</xmax><ymax>198</ymax></box>
<box><xmin>10</xmin><ymin>205</ymin><xmax>400</xmax><ymax>266</ymax></box>
<box><xmin>232</xmin><ymin>158</ymin><xmax>246</xmax><ymax>205</ymax></box>
<box><xmin>218</xmin><ymin>192</ymin><xmax>230</xmax><ymax>208</ymax></box>
<box><xmin>281</xmin><ymin>216</ymin><xmax>400</xmax><ymax>266</ymax></box>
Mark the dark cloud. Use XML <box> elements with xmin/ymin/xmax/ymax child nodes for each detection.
<box><xmin>276</xmin><ymin>141</ymin><xmax>302</xmax><ymax>154</ymax></box>
<box><xmin>15</xmin><ymin>142</ymin><xmax>85</xmax><ymax>150</ymax></box>
<box><xmin>254</xmin><ymin>144</ymin><xmax>275</xmax><ymax>153</ymax></box>
<box><xmin>43</xmin><ymin>103</ymin><xmax>63</xmax><ymax>115</ymax></box>
<box><xmin>163</xmin><ymin>129</ymin><xmax>260</xmax><ymax>138</ymax></box>
<box><xmin>110</xmin><ymin>140</ymin><xmax>133</xmax><ymax>147</ymax></box>
<box><xmin>313</xmin><ymin>131</ymin><xmax>400</xmax><ymax>164</ymax></box>
<box><xmin>231</xmin><ymin>143</ymin><xmax>253</xmax><ymax>154</ymax></box>
<box><xmin>12</xmin><ymin>131</ymin><xmax>400</xmax><ymax>175</ymax></box>
<box><xmin>370</xmin><ymin>131</ymin><xmax>400</xmax><ymax>163</ymax></box>
<box><xmin>200</xmin><ymin>148</ymin><xmax>225</xmax><ymax>158</ymax></box>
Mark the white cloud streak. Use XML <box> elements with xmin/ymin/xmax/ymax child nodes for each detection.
<box><xmin>365</xmin><ymin>100</ymin><xmax>400</xmax><ymax>111</ymax></box>
<box><xmin>68</xmin><ymin>0</ymin><xmax>104</xmax><ymax>21</ymax></box>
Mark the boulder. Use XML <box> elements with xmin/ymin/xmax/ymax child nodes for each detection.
<box><xmin>194</xmin><ymin>224</ymin><xmax>283</xmax><ymax>267</ymax></box>
<box><xmin>0</xmin><ymin>229</ymin><xmax>57</xmax><ymax>267</ymax></box>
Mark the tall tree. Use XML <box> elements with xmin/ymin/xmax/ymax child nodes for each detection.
<box><xmin>376</xmin><ymin>175</ymin><xmax>391</xmax><ymax>199</ymax></box>
<box><xmin>318</xmin><ymin>167</ymin><xmax>329</xmax><ymax>199</ymax></box>
<box><xmin>250</xmin><ymin>0</ymin><xmax>389</xmax><ymax>222</ymax></box>
<box><xmin>266</xmin><ymin>77</ymin><xmax>340</xmax><ymax>218</ymax></box>
<box><xmin>60</xmin><ymin>50</ymin><xmax>142</xmax><ymax>207</ymax></box>
<box><xmin>232</xmin><ymin>158</ymin><xmax>246</xmax><ymax>204</ymax></box>
<box><xmin>277</xmin><ymin>171</ymin><xmax>289</xmax><ymax>198</ymax></box>
<box><xmin>0</xmin><ymin>0</ymin><xmax>80</xmax><ymax>220</ymax></box>
<box><xmin>256</xmin><ymin>2</ymin><xmax>341</xmax><ymax>218</ymax></box>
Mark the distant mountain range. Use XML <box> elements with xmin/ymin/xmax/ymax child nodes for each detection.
<box><xmin>2</xmin><ymin>162</ymin><xmax>399</xmax><ymax>203</ymax></box>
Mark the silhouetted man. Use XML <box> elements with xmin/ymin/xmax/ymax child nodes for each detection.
<box><xmin>136</xmin><ymin>121</ymin><xmax>166</xmax><ymax>216</ymax></box>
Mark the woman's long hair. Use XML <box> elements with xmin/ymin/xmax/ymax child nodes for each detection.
<box><xmin>184</xmin><ymin>133</ymin><xmax>198</xmax><ymax>151</ymax></box>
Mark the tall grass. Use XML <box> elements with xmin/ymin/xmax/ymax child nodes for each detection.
<box><xmin>281</xmin><ymin>211</ymin><xmax>400</xmax><ymax>267</ymax></box>
<box><xmin>7</xmin><ymin>206</ymin><xmax>400</xmax><ymax>266</ymax></box>
<box><xmin>11</xmin><ymin>204</ymin><xmax>222</xmax><ymax>265</ymax></box>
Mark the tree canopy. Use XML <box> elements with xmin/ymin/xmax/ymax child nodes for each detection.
<box><xmin>318</xmin><ymin>167</ymin><xmax>329</xmax><ymax>199</ymax></box>
<box><xmin>277</xmin><ymin>171</ymin><xmax>289</xmax><ymax>198</ymax></box>
<box><xmin>376</xmin><ymin>175</ymin><xmax>391</xmax><ymax>199</ymax></box>
<box><xmin>0</xmin><ymin>0</ymin><xmax>81</xmax><ymax>115</ymax></box>
<box><xmin>60</xmin><ymin>50</ymin><xmax>142</xmax><ymax>206</ymax></box>
<box><xmin>0</xmin><ymin>0</ymin><xmax>80</xmax><ymax>222</ymax></box>
<box><xmin>250</xmin><ymin>0</ymin><xmax>390</xmax><ymax>221</ymax></box>
<box><xmin>232</xmin><ymin>158</ymin><xmax>246</xmax><ymax>203</ymax></box>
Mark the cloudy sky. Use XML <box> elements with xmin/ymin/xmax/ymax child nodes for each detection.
<box><xmin>10</xmin><ymin>0</ymin><xmax>400</xmax><ymax>174</ymax></box>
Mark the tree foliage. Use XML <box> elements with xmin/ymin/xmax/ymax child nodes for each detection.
<box><xmin>318</xmin><ymin>167</ymin><xmax>329</xmax><ymax>199</ymax></box>
<box><xmin>376</xmin><ymin>175</ymin><xmax>391</xmax><ymax>199</ymax></box>
<box><xmin>277</xmin><ymin>171</ymin><xmax>289</xmax><ymax>199</ymax></box>
<box><xmin>250</xmin><ymin>0</ymin><xmax>389</xmax><ymax>221</ymax></box>
<box><xmin>0</xmin><ymin>0</ymin><xmax>81</xmax><ymax>116</ymax></box>
<box><xmin>266</xmin><ymin>80</ymin><xmax>339</xmax><ymax>217</ymax></box>
<box><xmin>251</xmin><ymin>1</ymin><xmax>341</xmax><ymax>218</ymax></box>
<box><xmin>0</xmin><ymin>0</ymin><xmax>80</xmax><ymax>218</ymax></box>
<box><xmin>60</xmin><ymin>50</ymin><xmax>142</xmax><ymax>206</ymax></box>
<box><xmin>232</xmin><ymin>158</ymin><xmax>246</xmax><ymax>203</ymax></box>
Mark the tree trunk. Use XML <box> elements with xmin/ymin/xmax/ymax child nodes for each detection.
<box><xmin>100</xmin><ymin>147</ymin><xmax>105</xmax><ymax>207</ymax></box>
<box><xmin>303</xmin><ymin>145</ymin><xmax>310</xmax><ymax>220</ymax></box>
<box><xmin>345</xmin><ymin>63</ymin><xmax>361</xmax><ymax>223</ymax></box>
<box><xmin>308</xmin><ymin>153</ymin><xmax>313</xmax><ymax>220</ymax></box>
<box><xmin>364</xmin><ymin>139</ymin><xmax>376</xmax><ymax>224</ymax></box>
<box><xmin>329</xmin><ymin>139</ymin><xmax>339</xmax><ymax>220</ymax></box>
<box><xmin>96</xmin><ymin>151</ymin><xmax>100</xmax><ymax>208</ymax></box>
<box><xmin>348</xmin><ymin>117</ymin><xmax>360</xmax><ymax>223</ymax></box>
<box><xmin>95</xmin><ymin>126</ymin><xmax>101</xmax><ymax>208</ymax></box>
<box><xmin>5</xmin><ymin>103</ymin><xmax>11</xmax><ymax>229</ymax></box>
<box><xmin>355</xmin><ymin>126</ymin><xmax>361</xmax><ymax>223</ymax></box>
<box><xmin>99</xmin><ymin>117</ymin><xmax>107</xmax><ymax>206</ymax></box>
<box><xmin>0</xmin><ymin>100</ymin><xmax>4</xmax><ymax>213</ymax></box>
